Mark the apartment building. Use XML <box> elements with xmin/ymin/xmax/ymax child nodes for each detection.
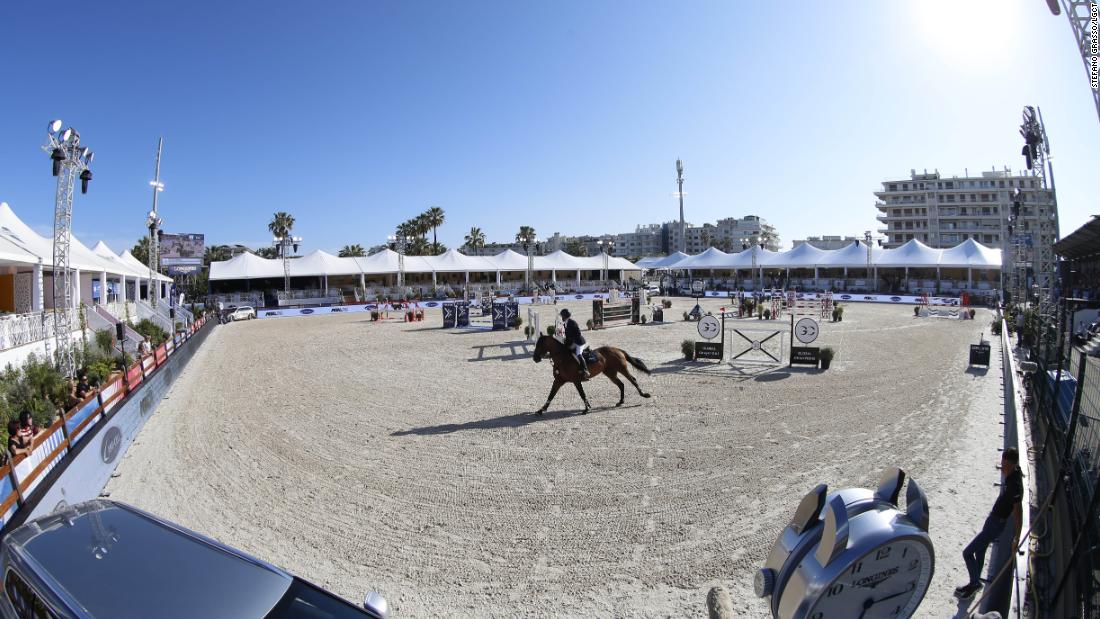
<box><xmin>792</xmin><ymin>236</ymin><xmax>862</xmax><ymax>250</ymax></box>
<box><xmin>875</xmin><ymin>168</ymin><xmax>1056</xmax><ymax>249</ymax></box>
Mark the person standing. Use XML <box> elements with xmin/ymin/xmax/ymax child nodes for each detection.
<box><xmin>955</xmin><ymin>448</ymin><xmax>1024</xmax><ymax>599</ymax></box>
<box><xmin>559</xmin><ymin>308</ymin><xmax>589</xmax><ymax>379</ymax></box>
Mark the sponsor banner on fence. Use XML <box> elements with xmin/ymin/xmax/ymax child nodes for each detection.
<box><xmin>100</xmin><ymin>378</ymin><xmax>124</xmax><ymax>414</ymax></box>
<box><xmin>17</xmin><ymin>320</ymin><xmax>215</xmax><ymax>530</ymax></box>
<box><xmin>65</xmin><ymin>397</ymin><xmax>101</xmax><ymax>444</ymax></box>
<box><xmin>259</xmin><ymin>304</ymin><xmax>374</xmax><ymax>319</ymax></box>
<box><xmin>698</xmin><ymin>291</ymin><xmax>962</xmax><ymax>305</ymax></box>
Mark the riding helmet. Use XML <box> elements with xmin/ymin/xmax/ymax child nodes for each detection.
<box><xmin>560</xmin><ymin>309</ymin><xmax>571</xmax><ymax>319</ymax></box>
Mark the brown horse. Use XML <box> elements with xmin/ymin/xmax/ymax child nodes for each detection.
<box><xmin>532</xmin><ymin>335</ymin><xmax>651</xmax><ymax>414</ymax></box>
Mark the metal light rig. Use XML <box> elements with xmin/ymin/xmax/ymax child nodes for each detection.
<box><xmin>148</xmin><ymin>138</ymin><xmax>165</xmax><ymax>308</ymax></box>
<box><xmin>1014</xmin><ymin>105</ymin><xmax>1060</xmax><ymax>310</ymax></box>
<box><xmin>1044</xmin><ymin>0</ymin><xmax>1100</xmax><ymax>125</ymax></box>
<box><xmin>42</xmin><ymin>120</ymin><xmax>94</xmax><ymax>378</ymax></box>
<box><xmin>274</xmin><ymin>235</ymin><xmax>302</xmax><ymax>293</ymax></box>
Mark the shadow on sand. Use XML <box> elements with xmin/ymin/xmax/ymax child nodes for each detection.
<box><xmin>390</xmin><ymin>404</ymin><xmax>641</xmax><ymax>436</ymax></box>
<box><xmin>965</xmin><ymin>366</ymin><xmax>990</xmax><ymax>377</ymax></box>
<box><xmin>467</xmin><ymin>341</ymin><xmax>534</xmax><ymax>362</ymax></box>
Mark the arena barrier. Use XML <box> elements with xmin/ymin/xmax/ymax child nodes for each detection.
<box><xmin>591</xmin><ymin>298</ymin><xmax>640</xmax><ymax>329</ymax></box>
<box><xmin>0</xmin><ymin>314</ymin><xmax>214</xmax><ymax>534</ymax></box>
<box><xmin>491</xmin><ymin>303</ymin><xmax>519</xmax><ymax>331</ymax></box>
<box><xmin>693</xmin><ymin>290</ymin><xmax>963</xmax><ymax>305</ymax></box>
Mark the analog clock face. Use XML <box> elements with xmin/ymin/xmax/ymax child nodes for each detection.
<box><xmin>807</xmin><ymin>539</ymin><xmax>933</xmax><ymax>619</ymax></box>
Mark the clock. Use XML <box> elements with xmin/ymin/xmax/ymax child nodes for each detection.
<box><xmin>755</xmin><ymin>467</ymin><xmax>934</xmax><ymax>619</ymax></box>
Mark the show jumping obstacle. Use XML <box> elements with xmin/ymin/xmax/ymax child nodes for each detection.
<box><xmin>591</xmin><ymin>298</ymin><xmax>640</xmax><ymax>329</ymax></box>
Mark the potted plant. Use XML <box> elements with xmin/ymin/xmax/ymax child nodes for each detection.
<box><xmin>662</xmin><ymin>299</ymin><xmax>672</xmax><ymax>309</ymax></box>
<box><xmin>586</xmin><ymin>318</ymin><xmax>595</xmax><ymax>330</ymax></box>
<box><xmin>640</xmin><ymin>314</ymin><xmax>648</xmax><ymax>324</ymax></box>
<box><xmin>914</xmin><ymin>305</ymin><xmax>920</xmax><ymax>316</ymax></box>
<box><xmin>681</xmin><ymin>339</ymin><xmax>695</xmax><ymax>360</ymax></box>
<box><xmin>820</xmin><ymin>346</ymin><xmax>835</xmax><ymax>370</ymax></box>
<box><xmin>683</xmin><ymin>311</ymin><xmax>690</xmax><ymax>322</ymax></box>
<box><xmin>763</xmin><ymin>308</ymin><xmax>772</xmax><ymax>320</ymax></box>
<box><xmin>546</xmin><ymin>325</ymin><xmax>557</xmax><ymax>336</ymax></box>
<box><xmin>513</xmin><ymin>315</ymin><xmax>523</xmax><ymax>330</ymax></box>
<box><xmin>969</xmin><ymin>308</ymin><xmax>976</xmax><ymax>319</ymax></box>
<box><xmin>524</xmin><ymin>325</ymin><xmax>535</xmax><ymax>338</ymax></box>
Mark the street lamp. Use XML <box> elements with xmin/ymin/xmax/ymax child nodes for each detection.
<box><xmin>741</xmin><ymin>236</ymin><xmax>764</xmax><ymax>291</ymax></box>
<box><xmin>520</xmin><ymin>234</ymin><xmax>541</xmax><ymax>292</ymax></box>
<box><xmin>273</xmin><ymin>235</ymin><xmax>303</xmax><ymax>294</ymax></box>
<box><xmin>147</xmin><ymin>138</ymin><xmax>165</xmax><ymax>308</ymax></box>
<box><xmin>388</xmin><ymin>233</ymin><xmax>409</xmax><ymax>294</ymax></box>
<box><xmin>597</xmin><ymin>238</ymin><xmax>616</xmax><ymax>284</ymax></box>
<box><xmin>861</xmin><ymin>231</ymin><xmax>885</xmax><ymax>292</ymax></box>
<box><xmin>43</xmin><ymin>120</ymin><xmax>94</xmax><ymax>377</ymax></box>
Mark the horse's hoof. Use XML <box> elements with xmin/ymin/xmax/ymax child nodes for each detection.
<box><xmin>616</xmin><ymin>401</ymin><xmax>624</xmax><ymax>407</ymax></box>
<box><xmin>642</xmin><ymin>393</ymin><xmax>652</xmax><ymax>398</ymax></box>
<box><xmin>582</xmin><ymin>409</ymin><xmax>590</xmax><ymax>415</ymax></box>
<box><xmin>536</xmin><ymin>409</ymin><xmax>545</xmax><ymax>415</ymax></box>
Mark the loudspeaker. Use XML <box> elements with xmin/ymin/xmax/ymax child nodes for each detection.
<box><xmin>115</xmin><ymin>322</ymin><xmax>125</xmax><ymax>341</ymax></box>
<box><xmin>170</xmin><ymin>308</ymin><xmax>175</xmax><ymax>319</ymax></box>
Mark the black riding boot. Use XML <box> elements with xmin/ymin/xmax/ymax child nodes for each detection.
<box><xmin>576</xmin><ymin>353</ymin><xmax>590</xmax><ymax>379</ymax></box>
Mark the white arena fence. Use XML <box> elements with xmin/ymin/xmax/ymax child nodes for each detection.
<box><xmin>0</xmin><ymin>314</ymin><xmax>213</xmax><ymax>532</ymax></box>
<box><xmin>692</xmin><ymin>290</ymin><xmax>966</xmax><ymax>306</ymax></box>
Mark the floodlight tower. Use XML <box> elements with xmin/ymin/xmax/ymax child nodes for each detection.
<box><xmin>1044</xmin><ymin>0</ymin><xmax>1100</xmax><ymax>124</ymax></box>
<box><xmin>42</xmin><ymin>120</ymin><xmax>94</xmax><ymax>377</ymax></box>
<box><xmin>148</xmin><ymin>138</ymin><xmax>165</xmax><ymax>308</ymax></box>
<box><xmin>1016</xmin><ymin>105</ymin><xmax>1060</xmax><ymax>309</ymax></box>
<box><xmin>675</xmin><ymin>159</ymin><xmax>686</xmax><ymax>253</ymax></box>
<box><xmin>273</xmin><ymin>235</ymin><xmax>303</xmax><ymax>293</ymax></box>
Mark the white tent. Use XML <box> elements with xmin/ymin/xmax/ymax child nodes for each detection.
<box><xmin>768</xmin><ymin>243</ymin><xmax>829</xmax><ymax>268</ymax></box>
<box><xmin>815</xmin><ymin>242</ymin><xmax>884</xmax><ymax>268</ymax></box>
<box><xmin>482</xmin><ymin>249</ymin><xmax>530</xmax><ymax>272</ymax></box>
<box><xmin>289</xmin><ymin>250</ymin><xmax>361</xmax><ymax>277</ymax></box>
<box><xmin>351</xmin><ymin>250</ymin><xmax>400</xmax><ymax>275</ymax></box>
<box><xmin>535</xmin><ymin>250</ymin><xmax>589</xmax><ymax>271</ymax></box>
<box><xmin>117</xmin><ymin>249</ymin><xmax>172</xmax><ymax>282</ymax></box>
<box><xmin>938</xmin><ymin>239</ymin><xmax>1003</xmax><ymax>267</ymax></box>
<box><xmin>425</xmin><ymin>248</ymin><xmax>495</xmax><ymax>273</ymax></box>
<box><xmin>209</xmin><ymin>251</ymin><xmax>285</xmax><ymax>280</ymax></box>
<box><xmin>876</xmin><ymin>239</ymin><xmax>943</xmax><ymax>266</ymax></box>
<box><xmin>672</xmin><ymin>247</ymin><xmax>732</xmax><ymax>269</ymax></box>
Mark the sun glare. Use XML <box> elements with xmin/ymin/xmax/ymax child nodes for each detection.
<box><xmin>909</xmin><ymin>0</ymin><xmax>1021</xmax><ymax>71</ymax></box>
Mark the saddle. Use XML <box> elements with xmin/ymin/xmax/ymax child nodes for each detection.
<box><xmin>580</xmin><ymin>349</ymin><xmax>599</xmax><ymax>365</ymax></box>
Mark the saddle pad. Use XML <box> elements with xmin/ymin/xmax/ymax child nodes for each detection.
<box><xmin>582</xmin><ymin>350</ymin><xmax>599</xmax><ymax>364</ymax></box>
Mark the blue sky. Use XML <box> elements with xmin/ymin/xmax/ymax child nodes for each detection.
<box><xmin>1</xmin><ymin>1</ymin><xmax>1097</xmax><ymax>255</ymax></box>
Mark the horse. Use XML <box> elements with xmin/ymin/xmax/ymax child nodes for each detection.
<box><xmin>532</xmin><ymin>334</ymin><xmax>652</xmax><ymax>414</ymax></box>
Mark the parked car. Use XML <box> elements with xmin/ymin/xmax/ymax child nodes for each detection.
<box><xmin>0</xmin><ymin>500</ymin><xmax>388</xmax><ymax>618</ymax></box>
<box><xmin>231</xmin><ymin>306</ymin><xmax>257</xmax><ymax>321</ymax></box>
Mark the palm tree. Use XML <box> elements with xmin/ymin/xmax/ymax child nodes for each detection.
<box><xmin>268</xmin><ymin>211</ymin><xmax>295</xmax><ymax>256</ymax></box>
<box><xmin>131</xmin><ymin>236</ymin><xmax>152</xmax><ymax>265</ymax></box>
<box><xmin>515</xmin><ymin>226</ymin><xmax>537</xmax><ymax>247</ymax></box>
<box><xmin>338</xmin><ymin>244</ymin><xmax>366</xmax><ymax>257</ymax></box>
<box><xmin>204</xmin><ymin>245</ymin><xmax>232</xmax><ymax>263</ymax></box>
<box><xmin>424</xmin><ymin>206</ymin><xmax>445</xmax><ymax>252</ymax></box>
<box><xmin>255</xmin><ymin>247</ymin><xmax>279</xmax><ymax>259</ymax></box>
<box><xmin>413</xmin><ymin>214</ymin><xmax>431</xmax><ymax>240</ymax></box>
<box><xmin>563</xmin><ymin>239</ymin><xmax>588</xmax><ymax>256</ymax></box>
<box><xmin>464</xmin><ymin>227</ymin><xmax>486</xmax><ymax>252</ymax></box>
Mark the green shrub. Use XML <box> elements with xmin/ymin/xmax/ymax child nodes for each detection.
<box><xmin>134</xmin><ymin>319</ymin><xmax>169</xmax><ymax>346</ymax></box>
<box><xmin>820</xmin><ymin>346</ymin><xmax>836</xmax><ymax>363</ymax></box>
<box><xmin>546</xmin><ymin>325</ymin><xmax>557</xmax><ymax>336</ymax></box>
<box><xmin>763</xmin><ymin>308</ymin><xmax>772</xmax><ymax>320</ymax></box>
<box><xmin>586</xmin><ymin>318</ymin><xmax>594</xmax><ymax>330</ymax></box>
<box><xmin>914</xmin><ymin>305</ymin><xmax>920</xmax><ymax>316</ymax></box>
<box><xmin>640</xmin><ymin>314</ymin><xmax>648</xmax><ymax>324</ymax></box>
<box><xmin>94</xmin><ymin>328</ymin><xmax>115</xmax><ymax>355</ymax></box>
<box><xmin>681</xmin><ymin>339</ymin><xmax>695</xmax><ymax>360</ymax></box>
<box><xmin>683</xmin><ymin>311</ymin><xmax>690</xmax><ymax>321</ymax></box>
<box><xmin>513</xmin><ymin>315</ymin><xmax>523</xmax><ymax>330</ymax></box>
<box><xmin>991</xmin><ymin>320</ymin><xmax>1003</xmax><ymax>336</ymax></box>
<box><xmin>969</xmin><ymin>308</ymin><xmax>976</xmax><ymax>319</ymax></box>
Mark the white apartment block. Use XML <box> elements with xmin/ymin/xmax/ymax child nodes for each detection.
<box><xmin>793</xmin><ymin>236</ymin><xmax>862</xmax><ymax>250</ymax></box>
<box><xmin>875</xmin><ymin>168</ymin><xmax>1056</xmax><ymax>250</ymax></box>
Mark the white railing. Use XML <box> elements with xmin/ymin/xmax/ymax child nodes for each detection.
<box><xmin>210</xmin><ymin>292</ymin><xmax>264</xmax><ymax>306</ymax></box>
<box><xmin>0</xmin><ymin>310</ymin><xmax>74</xmax><ymax>352</ymax></box>
<box><xmin>276</xmin><ymin>289</ymin><xmax>343</xmax><ymax>301</ymax></box>
<box><xmin>133</xmin><ymin>300</ymin><xmax>173</xmax><ymax>333</ymax></box>
<box><xmin>104</xmin><ymin>301</ymin><xmax>132</xmax><ymax>324</ymax></box>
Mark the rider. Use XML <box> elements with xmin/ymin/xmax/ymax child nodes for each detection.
<box><xmin>559</xmin><ymin>308</ymin><xmax>590</xmax><ymax>379</ymax></box>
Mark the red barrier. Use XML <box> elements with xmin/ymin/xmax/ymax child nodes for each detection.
<box><xmin>155</xmin><ymin>344</ymin><xmax>167</xmax><ymax>365</ymax></box>
<box><xmin>126</xmin><ymin>362</ymin><xmax>144</xmax><ymax>390</ymax></box>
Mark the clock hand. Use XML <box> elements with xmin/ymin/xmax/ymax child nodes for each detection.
<box><xmin>871</xmin><ymin>582</ymin><xmax>917</xmax><ymax>606</ymax></box>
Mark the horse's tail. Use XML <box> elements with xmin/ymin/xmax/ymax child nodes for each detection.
<box><xmin>623</xmin><ymin>351</ymin><xmax>651</xmax><ymax>375</ymax></box>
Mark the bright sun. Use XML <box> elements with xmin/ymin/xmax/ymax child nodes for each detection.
<box><xmin>908</xmin><ymin>0</ymin><xmax>1021</xmax><ymax>71</ymax></box>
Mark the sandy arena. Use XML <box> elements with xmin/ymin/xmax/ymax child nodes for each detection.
<box><xmin>107</xmin><ymin>299</ymin><xmax>1007</xmax><ymax>617</ymax></box>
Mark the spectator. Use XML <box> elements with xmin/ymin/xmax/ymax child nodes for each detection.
<box><xmin>72</xmin><ymin>372</ymin><xmax>95</xmax><ymax>402</ymax></box>
<box><xmin>955</xmin><ymin>447</ymin><xmax>1024</xmax><ymax>599</ymax></box>
<box><xmin>6</xmin><ymin>420</ymin><xmax>29</xmax><ymax>460</ymax></box>
<box><xmin>17</xmin><ymin>412</ymin><xmax>40</xmax><ymax>447</ymax></box>
<box><xmin>138</xmin><ymin>336</ymin><xmax>152</xmax><ymax>358</ymax></box>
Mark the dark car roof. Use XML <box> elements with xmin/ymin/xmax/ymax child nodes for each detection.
<box><xmin>6</xmin><ymin>501</ymin><xmax>291</xmax><ymax>619</ymax></box>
